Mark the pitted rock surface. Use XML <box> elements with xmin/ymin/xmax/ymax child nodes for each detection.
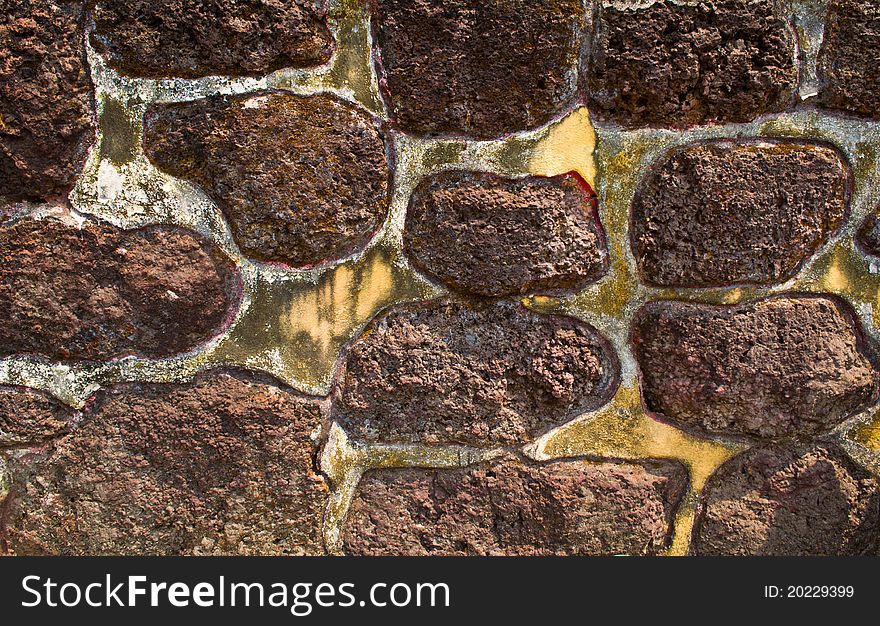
<box><xmin>342</xmin><ymin>456</ymin><xmax>687</xmax><ymax>556</ymax></box>
<box><xmin>586</xmin><ymin>0</ymin><xmax>797</xmax><ymax>128</ymax></box>
<box><xmin>631</xmin><ymin>141</ymin><xmax>850</xmax><ymax>288</ymax></box>
<box><xmin>333</xmin><ymin>299</ymin><xmax>620</xmax><ymax>447</ymax></box>
<box><xmin>144</xmin><ymin>91</ymin><xmax>390</xmax><ymax>268</ymax></box>
<box><xmin>0</xmin><ymin>387</ymin><xmax>74</xmax><ymax>448</ymax></box>
<box><xmin>371</xmin><ymin>0</ymin><xmax>587</xmax><ymax>139</ymax></box>
<box><xmin>693</xmin><ymin>443</ymin><xmax>880</xmax><ymax>555</ymax></box>
<box><xmin>1</xmin><ymin>371</ymin><xmax>328</xmax><ymax>555</ymax></box>
<box><xmin>90</xmin><ymin>0</ymin><xmax>334</xmax><ymax>78</ymax></box>
<box><xmin>818</xmin><ymin>0</ymin><xmax>880</xmax><ymax>119</ymax></box>
<box><xmin>632</xmin><ymin>297</ymin><xmax>878</xmax><ymax>440</ymax></box>
<box><xmin>1</xmin><ymin>0</ymin><xmax>95</xmax><ymax>201</ymax></box>
<box><xmin>0</xmin><ymin>216</ymin><xmax>240</xmax><ymax>361</ymax></box>
<box><xmin>404</xmin><ymin>171</ymin><xmax>608</xmax><ymax>297</ymax></box>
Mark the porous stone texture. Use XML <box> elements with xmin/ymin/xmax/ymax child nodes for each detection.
<box><xmin>0</xmin><ymin>387</ymin><xmax>74</xmax><ymax>447</ymax></box>
<box><xmin>404</xmin><ymin>171</ymin><xmax>608</xmax><ymax>297</ymax></box>
<box><xmin>857</xmin><ymin>211</ymin><xmax>880</xmax><ymax>258</ymax></box>
<box><xmin>1</xmin><ymin>371</ymin><xmax>328</xmax><ymax>555</ymax></box>
<box><xmin>0</xmin><ymin>216</ymin><xmax>240</xmax><ymax>361</ymax></box>
<box><xmin>586</xmin><ymin>0</ymin><xmax>798</xmax><ymax>128</ymax></box>
<box><xmin>630</xmin><ymin>140</ymin><xmax>850</xmax><ymax>288</ymax></box>
<box><xmin>333</xmin><ymin>299</ymin><xmax>620</xmax><ymax>447</ymax></box>
<box><xmin>144</xmin><ymin>91</ymin><xmax>390</xmax><ymax>268</ymax></box>
<box><xmin>90</xmin><ymin>0</ymin><xmax>334</xmax><ymax>78</ymax></box>
<box><xmin>632</xmin><ymin>296</ymin><xmax>879</xmax><ymax>440</ymax></box>
<box><xmin>0</xmin><ymin>0</ymin><xmax>95</xmax><ymax>201</ymax></box>
<box><xmin>342</xmin><ymin>456</ymin><xmax>688</xmax><ymax>556</ymax></box>
<box><xmin>692</xmin><ymin>443</ymin><xmax>880</xmax><ymax>556</ymax></box>
<box><xmin>818</xmin><ymin>0</ymin><xmax>880</xmax><ymax>119</ymax></box>
<box><xmin>371</xmin><ymin>0</ymin><xmax>586</xmax><ymax>139</ymax></box>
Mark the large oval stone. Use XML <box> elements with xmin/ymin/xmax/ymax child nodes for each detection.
<box><xmin>333</xmin><ymin>298</ymin><xmax>620</xmax><ymax>447</ymax></box>
<box><xmin>631</xmin><ymin>296</ymin><xmax>878</xmax><ymax>440</ymax></box>
<box><xmin>144</xmin><ymin>91</ymin><xmax>390</xmax><ymax>268</ymax></box>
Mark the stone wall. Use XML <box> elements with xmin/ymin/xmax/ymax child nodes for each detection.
<box><xmin>1</xmin><ymin>0</ymin><xmax>880</xmax><ymax>556</ymax></box>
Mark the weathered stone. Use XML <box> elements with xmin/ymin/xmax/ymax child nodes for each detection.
<box><xmin>631</xmin><ymin>140</ymin><xmax>850</xmax><ymax>287</ymax></box>
<box><xmin>818</xmin><ymin>0</ymin><xmax>880</xmax><ymax>119</ymax></box>
<box><xmin>0</xmin><ymin>0</ymin><xmax>95</xmax><ymax>200</ymax></box>
<box><xmin>0</xmin><ymin>215</ymin><xmax>240</xmax><ymax>361</ymax></box>
<box><xmin>342</xmin><ymin>456</ymin><xmax>687</xmax><ymax>556</ymax></box>
<box><xmin>857</xmin><ymin>211</ymin><xmax>880</xmax><ymax>258</ymax></box>
<box><xmin>404</xmin><ymin>171</ymin><xmax>608</xmax><ymax>297</ymax></box>
<box><xmin>90</xmin><ymin>0</ymin><xmax>334</xmax><ymax>78</ymax></box>
<box><xmin>632</xmin><ymin>296</ymin><xmax>878</xmax><ymax>440</ymax></box>
<box><xmin>0</xmin><ymin>387</ymin><xmax>74</xmax><ymax>448</ymax></box>
<box><xmin>144</xmin><ymin>91</ymin><xmax>390</xmax><ymax>268</ymax></box>
<box><xmin>333</xmin><ymin>299</ymin><xmax>619</xmax><ymax>447</ymax></box>
<box><xmin>586</xmin><ymin>0</ymin><xmax>798</xmax><ymax>128</ymax></box>
<box><xmin>693</xmin><ymin>443</ymin><xmax>880</xmax><ymax>555</ymax></box>
<box><xmin>371</xmin><ymin>0</ymin><xmax>586</xmax><ymax>139</ymax></box>
<box><xmin>1</xmin><ymin>370</ymin><xmax>328</xmax><ymax>555</ymax></box>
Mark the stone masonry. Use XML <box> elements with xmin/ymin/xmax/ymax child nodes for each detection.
<box><xmin>2</xmin><ymin>0</ymin><xmax>880</xmax><ymax>557</ymax></box>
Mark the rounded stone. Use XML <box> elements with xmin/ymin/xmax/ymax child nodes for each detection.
<box><xmin>1</xmin><ymin>370</ymin><xmax>329</xmax><ymax>555</ymax></box>
<box><xmin>333</xmin><ymin>298</ymin><xmax>620</xmax><ymax>447</ymax></box>
<box><xmin>856</xmin><ymin>211</ymin><xmax>880</xmax><ymax>258</ymax></box>
<box><xmin>693</xmin><ymin>443</ymin><xmax>880</xmax><ymax>556</ymax></box>
<box><xmin>342</xmin><ymin>455</ymin><xmax>687</xmax><ymax>556</ymax></box>
<box><xmin>371</xmin><ymin>0</ymin><xmax>587</xmax><ymax>139</ymax></box>
<box><xmin>818</xmin><ymin>0</ymin><xmax>880</xmax><ymax>119</ymax></box>
<box><xmin>404</xmin><ymin>171</ymin><xmax>608</xmax><ymax>297</ymax></box>
<box><xmin>630</xmin><ymin>140</ymin><xmax>850</xmax><ymax>288</ymax></box>
<box><xmin>586</xmin><ymin>0</ymin><xmax>798</xmax><ymax>128</ymax></box>
<box><xmin>144</xmin><ymin>91</ymin><xmax>390</xmax><ymax>268</ymax></box>
<box><xmin>0</xmin><ymin>386</ymin><xmax>74</xmax><ymax>448</ymax></box>
<box><xmin>0</xmin><ymin>215</ymin><xmax>241</xmax><ymax>361</ymax></box>
<box><xmin>631</xmin><ymin>296</ymin><xmax>879</xmax><ymax>440</ymax></box>
<box><xmin>90</xmin><ymin>0</ymin><xmax>334</xmax><ymax>78</ymax></box>
<box><xmin>1</xmin><ymin>0</ymin><xmax>95</xmax><ymax>201</ymax></box>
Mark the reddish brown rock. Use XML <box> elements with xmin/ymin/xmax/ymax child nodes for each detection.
<box><xmin>632</xmin><ymin>296</ymin><xmax>879</xmax><ymax>440</ymax></box>
<box><xmin>0</xmin><ymin>215</ymin><xmax>240</xmax><ymax>361</ymax></box>
<box><xmin>631</xmin><ymin>140</ymin><xmax>850</xmax><ymax>287</ymax></box>
<box><xmin>818</xmin><ymin>0</ymin><xmax>880</xmax><ymax>119</ymax></box>
<box><xmin>371</xmin><ymin>0</ymin><xmax>586</xmax><ymax>139</ymax></box>
<box><xmin>0</xmin><ymin>387</ymin><xmax>74</xmax><ymax>447</ymax></box>
<box><xmin>404</xmin><ymin>171</ymin><xmax>608</xmax><ymax>297</ymax></box>
<box><xmin>342</xmin><ymin>456</ymin><xmax>687</xmax><ymax>555</ymax></box>
<box><xmin>0</xmin><ymin>0</ymin><xmax>95</xmax><ymax>201</ymax></box>
<box><xmin>333</xmin><ymin>299</ymin><xmax>620</xmax><ymax>447</ymax></box>
<box><xmin>586</xmin><ymin>0</ymin><xmax>798</xmax><ymax>128</ymax></box>
<box><xmin>144</xmin><ymin>91</ymin><xmax>390</xmax><ymax>267</ymax></box>
<box><xmin>90</xmin><ymin>0</ymin><xmax>334</xmax><ymax>78</ymax></box>
<box><xmin>856</xmin><ymin>211</ymin><xmax>880</xmax><ymax>258</ymax></box>
<box><xmin>1</xmin><ymin>370</ymin><xmax>328</xmax><ymax>555</ymax></box>
<box><xmin>693</xmin><ymin>443</ymin><xmax>880</xmax><ymax>555</ymax></box>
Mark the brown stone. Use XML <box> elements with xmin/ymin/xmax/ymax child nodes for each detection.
<box><xmin>856</xmin><ymin>211</ymin><xmax>880</xmax><ymax>258</ymax></box>
<box><xmin>404</xmin><ymin>171</ymin><xmax>608</xmax><ymax>297</ymax></box>
<box><xmin>0</xmin><ymin>387</ymin><xmax>74</xmax><ymax>448</ymax></box>
<box><xmin>0</xmin><ymin>0</ymin><xmax>95</xmax><ymax>201</ymax></box>
<box><xmin>342</xmin><ymin>455</ymin><xmax>687</xmax><ymax>555</ymax></box>
<box><xmin>90</xmin><ymin>0</ymin><xmax>334</xmax><ymax>78</ymax></box>
<box><xmin>371</xmin><ymin>0</ymin><xmax>587</xmax><ymax>139</ymax></box>
<box><xmin>818</xmin><ymin>0</ymin><xmax>880</xmax><ymax>119</ymax></box>
<box><xmin>144</xmin><ymin>91</ymin><xmax>390</xmax><ymax>268</ymax></box>
<box><xmin>0</xmin><ymin>215</ymin><xmax>240</xmax><ymax>361</ymax></box>
<box><xmin>631</xmin><ymin>140</ymin><xmax>850</xmax><ymax>288</ymax></box>
<box><xmin>693</xmin><ymin>443</ymin><xmax>880</xmax><ymax>555</ymax></box>
<box><xmin>1</xmin><ymin>370</ymin><xmax>328</xmax><ymax>555</ymax></box>
<box><xmin>586</xmin><ymin>0</ymin><xmax>798</xmax><ymax>128</ymax></box>
<box><xmin>632</xmin><ymin>296</ymin><xmax>879</xmax><ymax>440</ymax></box>
<box><xmin>333</xmin><ymin>299</ymin><xmax>620</xmax><ymax>447</ymax></box>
